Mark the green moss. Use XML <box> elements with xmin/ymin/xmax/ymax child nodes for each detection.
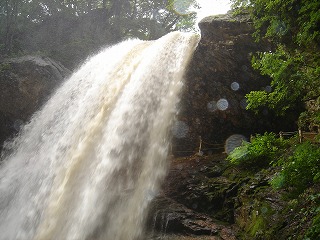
<box><xmin>248</xmin><ymin>213</ymin><xmax>266</xmax><ymax>237</ymax></box>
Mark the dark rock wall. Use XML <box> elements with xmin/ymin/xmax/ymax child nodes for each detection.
<box><xmin>0</xmin><ymin>12</ymin><xmax>298</xmax><ymax>156</ymax></box>
<box><xmin>0</xmin><ymin>56</ymin><xmax>70</xmax><ymax>152</ymax></box>
<box><xmin>146</xmin><ymin>155</ymin><xmax>238</xmax><ymax>239</ymax></box>
<box><xmin>172</xmin><ymin>13</ymin><xmax>295</xmax><ymax>156</ymax></box>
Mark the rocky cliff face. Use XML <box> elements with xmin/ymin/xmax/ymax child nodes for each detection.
<box><xmin>147</xmin><ymin>12</ymin><xmax>300</xmax><ymax>239</ymax></box>
<box><xmin>172</xmin><ymin>12</ymin><xmax>296</xmax><ymax>156</ymax></box>
<box><xmin>147</xmin><ymin>153</ymin><xmax>318</xmax><ymax>240</ymax></box>
<box><xmin>0</xmin><ymin>12</ymin><xmax>306</xmax><ymax>240</ymax></box>
<box><xmin>0</xmin><ymin>56</ymin><xmax>70</xmax><ymax>152</ymax></box>
<box><xmin>146</xmin><ymin>154</ymin><xmax>239</xmax><ymax>240</ymax></box>
<box><xmin>0</xmin><ymin>13</ymin><xmax>297</xmax><ymax>156</ymax></box>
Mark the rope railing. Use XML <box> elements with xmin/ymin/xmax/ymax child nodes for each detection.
<box><xmin>197</xmin><ymin>136</ymin><xmax>225</xmax><ymax>155</ymax></box>
<box><xmin>278</xmin><ymin>131</ymin><xmax>297</xmax><ymax>136</ymax></box>
<box><xmin>172</xmin><ymin>130</ymin><xmax>319</xmax><ymax>156</ymax></box>
<box><xmin>201</xmin><ymin>141</ymin><xmax>224</xmax><ymax>146</ymax></box>
<box><xmin>171</xmin><ymin>136</ymin><xmax>225</xmax><ymax>155</ymax></box>
<box><xmin>279</xmin><ymin>129</ymin><xmax>319</xmax><ymax>143</ymax></box>
<box><xmin>201</xmin><ymin>147</ymin><xmax>225</xmax><ymax>150</ymax></box>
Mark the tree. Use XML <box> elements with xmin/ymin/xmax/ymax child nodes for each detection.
<box><xmin>0</xmin><ymin>0</ymin><xmax>198</xmax><ymax>59</ymax></box>
<box><xmin>231</xmin><ymin>0</ymin><xmax>320</xmax><ymax>129</ymax></box>
<box><xmin>0</xmin><ymin>0</ymin><xmax>21</xmax><ymax>55</ymax></box>
<box><xmin>119</xmin><ymin>0</ymin><xmax>198</xmax><ymax>40</ymax></box>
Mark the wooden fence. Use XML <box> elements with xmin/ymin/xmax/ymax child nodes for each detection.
<box><xmin>279</xmin><ymin>130</ymin><xmax>319</xmax><ymax>143</ymax></box>
<box><xmin>172</xmin><ymin>130</ymin><xmax>319</xmax><ymax>156</ymax></box>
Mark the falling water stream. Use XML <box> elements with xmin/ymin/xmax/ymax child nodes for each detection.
<box><xmin>0</xmin><ymin>32</ymin><xmax>199</xmax><ymax>240</ymax></box>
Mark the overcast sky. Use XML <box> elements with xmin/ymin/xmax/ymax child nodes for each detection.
<box><xmin>196</xmin><ymin>0</ymin><xmax>231</xmax><ymax>22</ymax></box>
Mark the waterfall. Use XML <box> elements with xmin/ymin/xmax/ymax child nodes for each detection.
<box><xmin>0</xmin><ymin>32</ymin><xmax>199</xmax><ymax>240</ymax></box>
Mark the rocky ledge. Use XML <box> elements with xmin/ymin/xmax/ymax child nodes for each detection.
<box><xmin>147</xmin><ymin>153</ymin><xmax>319</xmax><ymax>239</ymax></box>
<box><xmin>146</xmin><ymin>154</ymin><xmax>239</xmax><ymax>240</ymax></box>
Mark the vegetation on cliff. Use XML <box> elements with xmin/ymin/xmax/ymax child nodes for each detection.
<box><xmin>225</xmin><ymin>1</ymin><xmax>320</xmax><ymax>238</ymax></box>
<box><xmin>227</xmin><ymin>133</ymin><xmax>320</xmax><ymax>239</ymax></box>
<box><xmin>231</xmin><ymin>0</ymin><xmax>320</xmax><ymax>131</ymax></box>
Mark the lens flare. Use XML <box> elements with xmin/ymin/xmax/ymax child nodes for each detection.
<box><xmin>231</xmin><ymin>82</ymin><xmax>240</xmax><ymax>91</ymax></box>
<box><xmin>173</xmin><ymin>0</ymin><xmax>194</xmax><ymax>15</ymax></box>
<box><xmin>217</xmin><ymin>98</ymin><xmax>229</xmax><ymax>111</ymax></box>
<box><xmin>225</xmin><ymin>134</ymin><xmax>247</xmax><ymax>154</ymax></box>
<box><xmin>207</xmin><ymin>100</ymin><xmax>217</xmax><ymax>112</ymax></box>
<box><xmin>172</xmin><ymin>120</ymin><xmax>189</xmax><ymax>138</ymax></box>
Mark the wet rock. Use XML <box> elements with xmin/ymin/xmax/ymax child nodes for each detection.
<box><xmin>152</xmin><ymin>151</ymin><xmax>319</xmax><ymax>239</ymax></box>
<box><xmin>161</xmin><ymin>154</ymin><xmax>238</xmax><ymax>222</ymax></box>
<box><xmin>0</xmin><ymin>56</ymin><xmax>70</xmax><ymax>151</ymax></box>
<box><xmin>234</xmin><ymin>182</ymin><xmax>287</xmax><ymax>239</ymax></box>
<box><xmin>149</xmin><ymin>197</ymin><xmax>218</xmax><ymax>235</ymax></box>
<box><xmin>147</xmin><ymin>196</ymin><xmax>237</xmax><ymax>239</ymax></box>
<box><xmin>207</xmin><ymin>165</ymin><xmax>223</xmax><ymax>178</ymax></box>
<box><xmin>146</xmin><ymin>154</ymin><xmax>239</xmax><ymax>239</ymax></box>
<box><xmin>173</xmin><ymin>12</ymin><xmax>297</xmax><ymax>156</ymax></box>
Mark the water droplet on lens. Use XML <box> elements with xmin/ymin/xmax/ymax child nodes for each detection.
<box><xmin>263</xmin><ymin>109</ymin><xmax>268</xmax><ymax>115</ymax></box>
<box><xmin>231</xmin><ymin>82</ymin><xmax>240</xmax><ymax>91</ymax></box>
<box><xmin>240</xmin><ymin>99</ymin><xmax>248</xmax><ymax>109</ymax></box>
<box><xmin>217</xmin><ymin>99</ymin><xmax>229</xmax><ymax>111</ymax></box>
<box><xmin>225</xmin><ymin>134</ymin><xmax>247</xmax><ymax>154</ymax></box>
<box><xmin>261</xmin><ymin>206</ymin><xmax>268</xmax><ymax>214</ymax></box>
<box><xmin>145</xmin><ymin>189</ymin><xmax>157</xmax><ymax>201</ymax></box>
<box><xmin>13</xmin><ymin>119</ymin><xmax>24</xmax><ymax>131</ymax></box>
<box><xmin>173</xmin><ymin>0</ymin><xmax>191</xmax><ymax>15</ymax></box>
<box><xmin>265</xmin><ymin>86</ymin><xmax>272</xmax><ymax>93</ymax></box>
<box><xmin>172</xmin><ymin>121</ymin><xmax>189</xmax><ymax>138</ymax></box>
<box><xmin>207</xmin><ymin>101</ymin><xmax>217</xmax><ymax>112</ymax></box>
<box><xmin>242</xmin><ymin>65</ymin><xmax>248</xmax><ymax>71</ymax></box>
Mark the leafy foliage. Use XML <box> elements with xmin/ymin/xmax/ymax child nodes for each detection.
<box><xmin>230</xmin><ymin>133</ymin><xmax>320</xmax><ymax>195</ymax></box>
<box><xmin>231</xmin><ymin>0</ymin><xmax>320</xmax><ymax>45</ymax></box>
<box><xmin>306</xmin><ymin>210</ymin><xmax>320</xmax><ymax>240</ymax></box>
<box><xmin>228</xmin><ymin>130</ymin><xmax>320</xmax><ymax>239</ymax></box>
<box><xmin>248</xmin><ymin>46</ymin><xmax>319</xmax><ymax>115</ymax></box>
<box><xmin>298</xmin><ymin>102</ymin><xmax>320</xmax><ymax>132</ymax></box>
<box><xmin>228</xmin><ymin>4</ymin><xmax>320</xmax><ymax>237</ymax></box>
<box><xmin>0</xmin><ymin>0</ymin><xmax>198</xmax><ymax>63</ymax></box>
<box><xmin>271</xmin><ymin>142</ymin><xmax>320</xmax><ymax>195</ymax></box>
<box><xmin>227</xmin><ymin>132</ymin><xmax>288</xmax><ymax>168</ymax></box>
<box><xmin>231</xmin><ymin>0</ymin><xmax>320</xmax><ymax>129</ymax></box>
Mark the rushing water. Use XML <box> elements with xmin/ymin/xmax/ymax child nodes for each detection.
<box><xmin>0</xmin><ymin>32</ymin><xmax>199</xmax><ymax>240</ymax></box>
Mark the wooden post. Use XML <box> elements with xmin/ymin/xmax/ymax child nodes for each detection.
<box><xmin>198</xmin><ymin>136</ymin><xmax>202</xmax><ymax>154</ymax></box>
<box><xmin>279</xmin><ymin>131</ymin><xmax>283</xmax><ymax>139</ymax></box>
<box><xmin>298</xmin><ymin>129</ymin><xmax>302</xmax><ymax>143</ymax></box>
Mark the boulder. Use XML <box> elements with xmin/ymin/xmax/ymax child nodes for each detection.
<box><xmin>0</xmin><ymin>56</ymin><xmax>70</xmax><ymax>151</ymax></box>
<box><xmin>147</xmin><ymin>196</ymin><xmax>237</xmax><ymax>240</ymax></box>
<box><xmin>146</xmin><ymin>154</ymin><xmax>239</xmax><ymax>239</ymax></box>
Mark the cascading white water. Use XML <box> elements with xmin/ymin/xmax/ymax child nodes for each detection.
<box><xmin>0</xmin><ymin>32</ymin><xmax>199</xmax><ymax>240</ymax></box>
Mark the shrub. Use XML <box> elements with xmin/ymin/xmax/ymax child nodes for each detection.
<box><xmin>227</xmin><ymin>132</ymin><xmax>288</xmax><ymax>169</ymax></box>
<box><xmin>305</xmin><ymin>211</ymin><xmax>320</xmax><ymax>240</ymax></box>
<box><xmin>272</xmin><ymin>142</ymin><xmax>320</xmax><ymax>195</ymax></box>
